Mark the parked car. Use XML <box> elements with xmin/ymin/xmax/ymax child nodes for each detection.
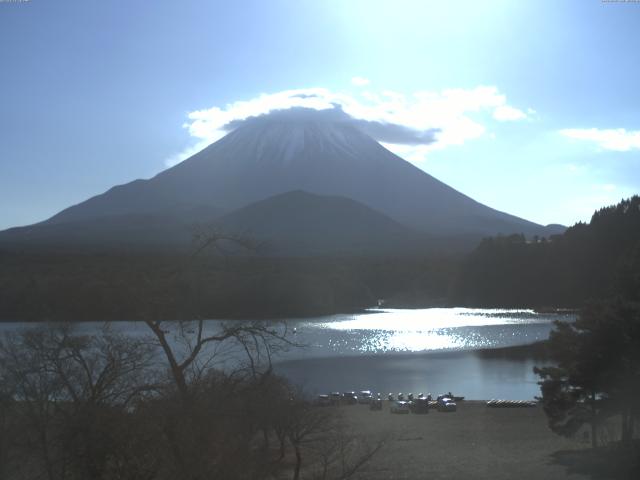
<box><xmin>342</xmin><ymin>391</ymin><xmax>358</xmax><ymax>405</ymax></box>
<box><xmin>398</xmin><ymin>392</ymin><xmax>404</xmax><ymax>401</ymax></box>
<box><xmin>390</xmin><ymin>400</ymin><xmax>410</xmax><ymax>414</ymax></box>
<box><xmin>438</xmin><ymin>392</ymin><xmax>462</xmax><ymax>401</ymax></box>
<box><xmin>410</xmin><ymin>397</ymin><xmax>430</xmax><ymax>414</ymax></box>
<box><xmin>388</xmin><ymin>393</ymin><xmax>395</xmax><ymax>401</ymax></box>
<box><xmin>316</xmin><ymin>394</ymin><xmax>331</xmax><ymax>407</ymax></box>
<box><xmin>358</xmin><ymin>390</ymin><xmax>373</xmax><ymax>404</ymax></box>
<box><xmin>437</xmin><ymin>396</ymin><xmax>457</xmax><ymax>412</ymax></box>
<box><xmin>330</xmin><ymin>392</ymin><xmax>342</xmax><ymax>406</ymax></box>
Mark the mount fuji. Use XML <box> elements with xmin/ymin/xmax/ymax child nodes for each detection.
<box><xmin>0</xmin><ymin>107</ymin><xmax>563</xmax><ymax>254</ymax></box>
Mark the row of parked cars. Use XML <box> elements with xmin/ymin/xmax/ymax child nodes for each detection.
<box><xmin>388</xmin><ymin>393</ymin><xmax>457</xmax><ymax>414</ymax></box>
<box><xmin>316</xmin><ymin>390</ymin><xmax>381</xmax><ymax>408</ymax></box>
<box><xmin>316</xmin><ymin>391</ymin><xmax>459</xmax><ymax>413</ymax></box>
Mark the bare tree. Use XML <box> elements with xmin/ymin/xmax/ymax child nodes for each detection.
<box><xmin>0</xmin><ymin>230</ymin><xmax>387</xmax><ymax>480</ymax></box>
<box><xmin>281</xmin><ymin>400</ymin><xmax>387</xmax><ymax>480</ymax></box>
<box><xmin>286</xmin><ymin>399</ymin><xmax>334</xmax><ymax>480</ymax></box>
<box><xmin>310</xmin><ymin>423</ymin><xmax>387</xmax><ymax>480</ymax></box>
<box><xmin>0</xmin><ymin>324</ymin><xmax>156</xmax><ymax>480</ymax></box>
<box><xmin>143</xmin><ymin>229</ymin><xmax>301</xmax><ymax>399</ymax></box>
<box><xmin>137</xmin><ymin>231</ymin><xmax>388</xmax><ymax>480</ymax></box>
<box><xmin>144</xmin><ymin>316</ymin><xmax>298</xmax><ymax>400</ymax></box>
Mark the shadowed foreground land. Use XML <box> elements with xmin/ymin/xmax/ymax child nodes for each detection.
<box><xmin>330</xmin><ymin>401</ymin><xmax>636</xmax><ymax>480</ymax></box>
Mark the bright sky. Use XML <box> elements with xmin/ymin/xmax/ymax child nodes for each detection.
<box><xmin>1</xmin><ymin>0</ymin><xmax>639</xmax><ymax>230</ymax></box>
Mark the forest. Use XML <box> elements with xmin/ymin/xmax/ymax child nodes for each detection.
<box><xmin>451</xmin><ymin>196</ymin><xmax>640</xmax><ymax>308</ymax></box>
<box><xmin>0</xmin><ymin>250</ymin><xmax>458</xmax><ymax>322</ymax></box>
<box><xmin>1</xmin><ymin>196</ymin><xmax>639</xmax><ymax>322</ymax></box>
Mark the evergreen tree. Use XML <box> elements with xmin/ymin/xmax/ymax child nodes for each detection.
<box><xmin>535</xmin><ymin>300</ymin><xmax>640</xmax><ymax>447</ymax></box>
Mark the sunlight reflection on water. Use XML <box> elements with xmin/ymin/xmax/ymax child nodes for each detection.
<box><xmin>277</xmin><ymin>308</ymin><xmax>575</xmax><ymax>399</ymax></box>
<box><xmin>316</xmin><ymin>307</ymin><xmax>542</xmax><ymax>330</ymax></box>
<box><xmin>289</xmin><ymin>308</ymin><xmax>572</xmax><ymax>358</ymax></box>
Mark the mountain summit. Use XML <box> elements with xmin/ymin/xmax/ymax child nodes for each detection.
<box><xmin>2</xmin><ymin>107</ymin><xmax>562</xmax><ymax>252</ymax></box>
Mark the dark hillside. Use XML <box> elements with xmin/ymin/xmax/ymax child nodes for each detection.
<box><xmin>451</xmin><ymin>196</ymin><xmax>640</xmax><ymax>307</ymax></box>
<box><xmin>0</xmin><ymin>250</ymin><xmax>460</xmax><ymax>322</ymax></box>
<box><xmin>216</xmin><ymin>190</ymin><xmax>427</xmax><ymax>256</ymax></box>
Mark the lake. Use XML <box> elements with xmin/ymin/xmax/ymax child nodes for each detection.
<box><xmin>0</xmin><ymin>308</ymin><xmax>574</xmax><ymax>400</ymax></box>
<box><xmin>274</xmin><ymin>308</ymin><xmax>574</xmax><ymax>400</ymax></box>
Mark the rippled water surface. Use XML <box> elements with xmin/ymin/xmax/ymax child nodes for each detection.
<box><xmin>276</xmin><ymin>308</ymin><xmax>575</xmax><ymax>399</ymax></box>
<box><xmin>285</xmin><ymin>307</ymin><xmax>573</xmax><ymax>359</ymax></box>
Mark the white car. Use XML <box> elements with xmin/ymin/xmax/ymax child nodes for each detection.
<box><xmin>358</xmin><ymin>390</ymin><xmax>372</xmax><ymax>404</ymax></box>
<box><xmin>390</xmin><ymin>400</ymin><xmax>410</xmax><ymax>414</ymax></box>
<box><xmin>437</xmin><ymin>396</ymin><xmax>457</xmax><ymax>412</ymax></box>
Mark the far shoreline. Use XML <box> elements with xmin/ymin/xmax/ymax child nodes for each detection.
<box><xmin>0</xmin><ymin>304</ymin><xmax>579</xmax><ymax>323</ymax></box>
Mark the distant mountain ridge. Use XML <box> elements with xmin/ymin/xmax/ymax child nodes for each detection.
<box><xmin>0</xmin><ymin>107</ymin><xmax>564</xmax><ymax>254</ymax></box>
<box><xmin>216</xmin><ymin>190</ymin><xmax>426</xmax><ymax>255</ymax></box>
<box><xmin>0</xmin><ymin>191</ymin><xmax>428</xmax><ymax>255</ymax></box>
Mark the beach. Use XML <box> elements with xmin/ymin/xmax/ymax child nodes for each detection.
<box><xmin>336</xmin><ymin>401</ymin><xmax>591</xmax><ymax>479</ymax></box>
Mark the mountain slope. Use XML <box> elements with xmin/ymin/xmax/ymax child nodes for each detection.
<box><xmin>0</xmin><ymin>191</ymin><xmax>430</xmax><ymax>255</ymax></box>
<box><xmin>216</xmin><ymin>190</ymin><xmax>426</xmax><ymax>255</ymax></box>
<box><xmin>0</xmin><ymin>205</ymin><xmax>222</xmax><ymax>252</ymax></box>
<box><xmin>40</xmin><ymin>108</ymin><xmax>557</xmax><ymax>238</ymax></box>
<box><xmin>1</xmin><ymin>108</ymin><xmax>564</xmax><ymax>254</ymax></box>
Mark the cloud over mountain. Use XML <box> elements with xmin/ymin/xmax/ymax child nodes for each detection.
<box><xmin>166</xmin><ymin>85</ymin><xmax>530</xmax><ymax>167</ymax></box>
<box><xmin>221</xmin><ymin>105</ymin><xmax>440</xmax><ymax>146</ymax></box>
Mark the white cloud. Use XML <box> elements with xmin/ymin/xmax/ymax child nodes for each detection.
<box><xmin>165</xmin><ymin>85</ymin><xmax>530</xmax><ymax>166</ymax></box>
<box><xmin>560</xmin><ymin>128</ymin><xmax>640</xmax><ymax>152</ymax></box>
<box><xmin>351</xmin><ymin>76</ymin><xmax>370</xmax><ymax>87</ymax></box>
<box><xmin>493</xmin><ymin>105</ymin><xmax>527</xmax><ymax>121</ymax></box>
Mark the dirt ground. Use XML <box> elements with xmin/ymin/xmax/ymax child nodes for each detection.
<box><xmin>337</xmin><ymin>401</ymin><xmax>593</xmax><ymax>480</ymax></box>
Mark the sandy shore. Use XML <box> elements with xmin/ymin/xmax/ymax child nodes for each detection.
<box><xmin>337</xmin><ymin>401</ymin><xmax>591</xmax><ymax>480</ymax></box>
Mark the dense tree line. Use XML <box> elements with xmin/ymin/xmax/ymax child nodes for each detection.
<box><xmin>524</xmin><ymin>197</ymin><xmax>640</xmax><ymax>470</ymax></box>
<box><xmin>451</xmin><ymin>196</ymin><xmax>640</xmax><ymax>308</ymax></box>
<box><xmin>0</xmin><ymin>251</ymin><xmax>458</xmax><ymax>322</ymax></box>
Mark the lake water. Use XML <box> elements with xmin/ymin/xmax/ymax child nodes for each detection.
<box><xmin>274</xmin><ymin>308</ymin><xmax>574</xmax><ymax>400</ymax></box>
<box><xmin>284</xmin><ymin>308</ymin><xmax>566</xmax><ymax>357</ymax></box>
<box><xmin>0</xmin><ymin>308</ymin><xmax>574</xmax><ymax>401</ymax></box>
